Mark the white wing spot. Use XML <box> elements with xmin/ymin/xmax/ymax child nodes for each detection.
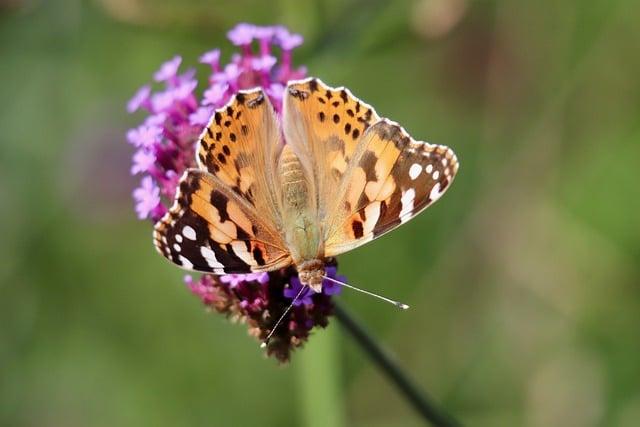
<box><xmin>400</xmin><ymin>188</ymin><xmax>415</xmax><ymax>223</ymax></box>
<box><xmin>441</xmin><ymin>158</ymin><xmax>448</xmax><ymax>167</ymax></box>
<box><xmin>409</xmin><ymin>163</ymin><xmax>422</xmax><ymax>180</ymax></box>
<box><xmin>201</xmin><ymin>246</ymin><xmax>225</xmax><ymax>269</ymax></box>
<box><xmin>175</xmin><ymin>234</ymin><xmax>183</xmax><ymax>243</ymax></box>
<box><xmin>183</xmin><ymin>226</ymin><xmax>197</xmax><ymax>240</ymax></box>
<box><xmin>432</xmin><ymin>170</ymin><xmax>440</xmax><ymax>180</ymax></box>
<box><xmin>425</xmin><ymin>164</ymin><xmax>434</xmax><ymax>174</ymax></box>
<box><xmin>179</xmin><ymin>255</ymin><xmax>193</xmax><ymax>269</ymax></box>
<box><xmin>173</xmin><ymin>243</ymin><xmax>181</xmax><ymax>252</ymax></box>
<box><xmin>430</xmin><ymin>182</ymin><xmax>443</xmax><ymax>202</ymax></box>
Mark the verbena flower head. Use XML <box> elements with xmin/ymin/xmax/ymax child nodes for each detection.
<box><xmin>126</xmin><ymin>23</ymin><xmax>342</xmax><ymax>362</ymax></box>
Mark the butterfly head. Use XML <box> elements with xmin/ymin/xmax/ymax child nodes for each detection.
<box><xmin>297</xmin><ymin>259</ymin><xmax>325</xmax><ymax>292</ymax></box>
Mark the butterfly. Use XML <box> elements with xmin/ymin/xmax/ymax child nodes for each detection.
<box><xmin>153</xmin><ymin>78</ymin><xmax>459</xmax><ymax>292</ymax></box>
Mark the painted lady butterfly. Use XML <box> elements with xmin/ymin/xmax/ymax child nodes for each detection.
<box><xmin>153</xmin><ymin>78</ymin><xmax>459</xmax><ymax>292</ymax></box>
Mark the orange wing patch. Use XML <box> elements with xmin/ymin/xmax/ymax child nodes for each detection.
<box><xmin>324</xmin><ymin>120</ymin><xmax>459</xmax><ymax>257</ymax></box>
<box><xmin>283</xmin><ymin>78</ymin><xmax>381</xmax><ymax>215</ymax></box>
<box><xmin>197</xmin><ymin>88</ymin><xmax>283</xmax><ymax>226</ymax></box>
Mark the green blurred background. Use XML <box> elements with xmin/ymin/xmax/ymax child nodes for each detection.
<box><xmin>1</xmin><ymin>0</ymin><xmax>639</xmax><ymax>425</ymax></box>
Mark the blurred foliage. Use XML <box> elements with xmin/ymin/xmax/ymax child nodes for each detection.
<box><xmin>1</xmin><ymin>0</ymin><xmax>639</xmax><ymax>426</ymax></box>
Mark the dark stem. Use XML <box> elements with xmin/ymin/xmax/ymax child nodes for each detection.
<box><xmin>334</xmin><ymin>302</ymin><xmax>462</xmax><ymax>427</ymax></box>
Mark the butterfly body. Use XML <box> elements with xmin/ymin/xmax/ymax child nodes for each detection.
<box><xmin>279</xmin><ymin>144</ymin><xmax>325</xmax><ymax>291</ymax></box>
<box><xmin>153</xmin><ymin>78</ymin><xmax>459</xmax><ymax>293</ymax></box>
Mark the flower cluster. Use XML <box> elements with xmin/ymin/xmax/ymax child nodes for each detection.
<box><xmin>186</xmin><ymin>260</ymin><xmax>343</xmax><ymax>362</ymax></box>
<box><xmin>126</xmin><ymin>23</ymin><xmax>343</xmax><ymax>362</ymax></box>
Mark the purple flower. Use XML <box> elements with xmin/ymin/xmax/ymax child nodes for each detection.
<box><xmin>275</xmin><ymin>26</ymin><xmax>303</xmax><ymax>50</ymax></box>
<box><xmin>199</xmin><ymin>49</ymin><xmax>221</xmax><ymax>68</ymax></box>
<box><xmin>322</xmin><ymin>266</ymin><xmax>345</xmax><ymax>296</ymax></box>
<box><xmin>254</xmin><ymin>26</ymin><xmax>276</xmax><ymax>41</ymax></box>
<box><xmin>133</xmin><ymin>176</ymin><xmax>161</xmax><ymax>220</ymax></box>
<box><xmin>284</xmin><ymin>278</ymin><xmax>315</xmax><ymax>306</ymax></box>
<box><xmin>130</xmin><ymin>148</ymin><xmax>156</xmax><ymax>175</ymax></box>
<box><xmin>251</xmin><ymin>55</ymin><xmax>277</xmax><ymax>72</ymax></box>
<box><xmin>189</xmin><ymin>106</ymin><xmax>214</xmax><ymax>126</ymax></box>
<box><xmin>202</xmin><ymin>83</ymin><xmax>229</xmax><ymax>106</ymax></box>
<box><xmin>154</xmin><ymin>55</ymin><xmax>182</xmax><ymax>82</ymax></box>
<box><xmin>173</xmin><ymin>78</ymin><xmax>198</xmax><ymax>101</ymax></box>
<box><xmin>126</xmin><ymin>124</ymin><xmax>162</xmax><ymax>148</ymax></box>
<box><xmin>220</xmin><ymin>274</ymin><xmax>246</xmax><ymax>288</ymax></box>
<box><xmin>227</xmin><ymin>23</ymin><xmax>256</xmax><ymax>46</ymax></box>
<box><xmin>127</xmin><ymin>85</ymin><xmax>151</xmax><ymax>113</ymax></box>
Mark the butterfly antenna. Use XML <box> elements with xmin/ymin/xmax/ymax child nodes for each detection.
<box><xmin>322</xmin><ymin>275</ymin><xmax>410</xmax><ymax>310</ymax></box>
<box><xmin>261</xmin><ymin>285</ymin><xmax>308</xmax><ymax>349</ymax></box>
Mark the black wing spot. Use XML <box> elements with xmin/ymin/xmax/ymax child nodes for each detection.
<box><xmin>253</xmin><ymin>247</ymin><xmax>266</xmax><ymax>266</ymax></box>
<box><xmin>210</xmin><ymin>190</ymin><xmax>230</xmax><ymax>222</ymax></box>
<box><xmin>352</xmin><ymin>221</ymin><xmax>364</xmax><ymax>238</ymax></box>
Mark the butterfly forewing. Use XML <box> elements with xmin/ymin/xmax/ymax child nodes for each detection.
<box><xmin>283</xmin><ymin>78</ymin><xmax>380</xmax><ymax>220</ymax></box>
<box><xmin>197</xmin><ymin>88</ymin><xmax>283</xmax><ymax>229</ymax></box>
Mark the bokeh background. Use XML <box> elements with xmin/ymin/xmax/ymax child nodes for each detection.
<box><xmin>2</xmin><ymin>0</ymin><xmax>639</xmax><ymax>426</ymax></box>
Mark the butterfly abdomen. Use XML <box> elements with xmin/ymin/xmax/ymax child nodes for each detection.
<box><xmin>278</xmin><ymin>145</ymin><xmax>324</xmax><ymax>288</ymax></box>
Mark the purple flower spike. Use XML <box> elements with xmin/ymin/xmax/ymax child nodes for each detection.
<box><xmin>154</xmin><ymin>55</ymin><xmax>182</xmax><ymax>82</ymax></box>
<box><xmin>127</xmin><ymin>85</ymin><xmax>151</xmax><ymax>113</ymax></box>
<box><xmin>227</xmin><ymin>23</ymin><xmax>256</xmax><ymax>46</ymax></box>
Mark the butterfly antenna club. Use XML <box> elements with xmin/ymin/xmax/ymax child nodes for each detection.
<box><xmin>322</xmin><ymin>275</ymin><xmax>409</xmax><ymax>309</ymax></box>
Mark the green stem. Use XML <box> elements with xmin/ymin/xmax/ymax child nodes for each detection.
<box><xmin>335</xmin><ymin>303</ymin><xmax>462</xmax><ymax>427</ymax></box>
<box><xmin>296</xmin><ymin>324</ymin><xmax>346</xmax><ymax>427</ymax></box>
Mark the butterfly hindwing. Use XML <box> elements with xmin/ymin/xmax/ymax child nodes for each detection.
<box><xmin>153</xmin><ymin>170</ymin><xmax>292</xmax><ymax>273</ymax></box>
<box><xmin>324</xmin><ymin>119</ymin><xmax>459</xmax><ymax>257</ymax></box>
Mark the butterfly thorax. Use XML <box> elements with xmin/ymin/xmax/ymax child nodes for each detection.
<box><xmin>278</xmin><ymin>145</ymin><xmax>325</xmax><ymax>291</ymax></box>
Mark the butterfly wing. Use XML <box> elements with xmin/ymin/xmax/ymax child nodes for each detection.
<box><xmin>197</xmin><ymin>88</ymin><xmax>283</xmax><ymax>230</ymax></box>
<box><xmin>282</xmin><ymin>78</ymin><xmax>458</xmax><ymax>257</ymax></box>
<box><xmin>324</xmin><ymin>120</ymin><xmax>458</xmax><ymax>256</ymax></box>
<box><xmin>153</xmin><ymin>170</ymin><xmax>292</xmax><ymax>273</ymax></box>
<box><xmin>283</xmin><ymin>78</ymin><xmax>380</xmax><ymax>221</ymax></box>
<box><xmin>154</xmin><ymin>88</ymin><xmax>291</xmax><ymax>274</ymax></box>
